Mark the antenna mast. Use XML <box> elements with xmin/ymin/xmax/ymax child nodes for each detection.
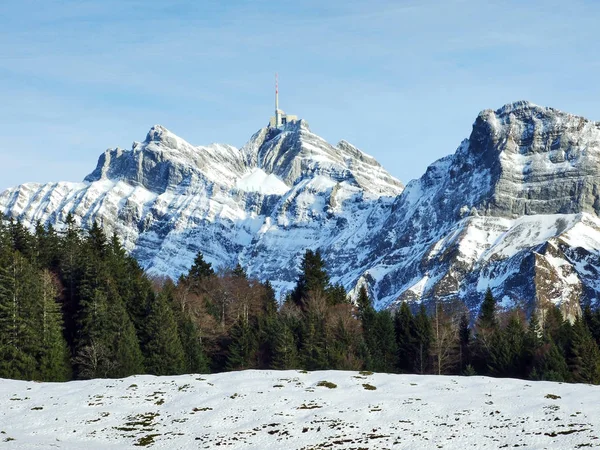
<box><xmin>275</xmin><ymin>73</ymin><xmax>279</xmax><ymax>111</ymax></box>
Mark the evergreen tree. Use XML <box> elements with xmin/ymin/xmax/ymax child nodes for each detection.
<box><xmin>232</xmin><ymin>263</ymin><xmax>247</xmax><ymax>279</ymax></box>
<box><xmin>8</xmin><ymin>218</ymin><xmax>35</xmax><ymax>260</ymax></box>
<box><xmin>290</xmin><ymin>249</ymin><xmax>329</xmax><ymax>309</ymax></box>
<box><xmin>272</xmin><ymin>321</ymin><xmax>299</xmax><ymax>370</ymax></box>
<box><xmin>395</xmin><ymin>302</ymin><xmax>415</xmax><ymax>373</ymax></box>
<box><xmin>523</xmin><ymin>312</ymin><xmax>542</xmax><ymax>375</ymax></box>
<box><xmin>488</xmin><ymin>312</ymin><xmax>526</xmax><ymax>377</ymax></box>
<box><xmin>226</xmin><ymin>317</ymin><xmax>258</xmax><ymax>370</ymax></box>
<box><xmin>178</xmin><ymin>316</ymin><xmax>210</xmax><ymax>373</ymax></box>
<box><xmin>189</xmin><ymin>251</ymin><xmax>214</xmax><ymax>282</ymax></box>
<box><xmin>531</xmin><ymin>339</ymin><xmax>569</xmax><ymax>382</ymax></box>
<box><xmin>327</xmin><ymin>283</ymin><xmax>348</xmax><ymax>306</ymax></box>
<box><xmin>583</xmin><ymin>305</ymin><xmax>600</xmax><ymax>345</ymax></box>
<box><xmin>0</xmin><ymin>252</ymin><xmax>40</xmax><ymax>379</ymax></box>
<box><xmin>458</xmin><ymin>313</ymin><xmax>471</xmax><ymax>372</ymax></box>
<box><xmin>478</xmin><ymin>288</ymin><xmax>497</xmax><ymax>330</ymax></box>
<box><xmin>356</xmin><ymin>286</ymin><xmax>377</xmax><ymax>370</ymax></box>
<box><xmin>567</xmin><ymin>318</ymin><xmax>600</xmax><ymax>384</ymax></box>
<box><xmin>372</xmin><ymin>310</ymin><xmax>398</xmax><ymax>372</ymax></box>
<box><xmin>256</xmin><ymin>281</ymin><xmax>279</xmax><ymax>368</ymax></box>
<box><xmin>37</xmin><ymin>269</ymin><xmax>71</xmax><ymax>381</ymax></box>
<box><xmin>143</xmin><ymin>293</ymin><xmax>186</xmax><ymax>376</ymax></box>
<box><xmin>413</xmin><ymin>304</ymin><xmax>432</xmax><ymax>374</ymax></box>
<box><xmin>102</xmin><ymin>286</ymin><xmax>145</xmax><ymax>378</ymax></box>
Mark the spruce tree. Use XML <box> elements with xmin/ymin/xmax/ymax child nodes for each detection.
<box><xmin>272</xmin><ymin>321</ymin><xmax>299</xmax><ymax>370</ymax></box>
<box><xmin>488</xmin><ymin>313</ymin><xmax>525</xmax><ymax>377</ymax></box>
<box><xmin>189</xmin><ymin>251</ymin><xmax>214</xmax><ymax>281</ymax></box>
<box><xmin>567</xmin><ymin>318</ymin><xmax>600</xmax><ymax>384</ymax></box>
<box><xmin>102</xmin><ymin>288</ymin><xmax>145</xmax><ymax>378</ymax></box>
<box><xmin>143</xmin><ymin>293</ymin><xmax>186</xmax><ymax>376</ymax></box>
<box><xmin>290</xmin><ymin>249</ymin><xmax>329</xmax><ymax>309</ymax></box>
<box><xmin>413</xmin><ymin>304</ymin><xmax>432</xmax><ymax>374</ymax></box>
<box><xmin>458</xmin><ymin>313</ymin><xmax>471</xmax><ymax>372</ymax></box>
<box><xmin>178</xmin><ymin>316</ymin><xmax>210</xmax><ymax>373</ymax></box>
<box><xmin>478</xmin><ymin>288</ymin><xmax>497</xmax><ymax>330</ymax></box>
<box><xmin>37</xmin><ymin>269</ymin><xmax>71</xmax><ymax>381</ymax></box>
<box><xmin>373</xmin><ymin>310</ymin><xmax>398</xmax><ymax>372</ymax></box>
<box><xmin>227</xmin><ymin>317</ymin><xmax>258</xmax><ymax>370</ymax></box>
<box><xmin>395</xmin><ymin>302</ymin><xmax>415</xmax><ymax>372</ymax></box>
<box><xmin>0</xmin><ymin>252</ymin><xmax>39</xmax><ymax>379</ymax></box>
<box><xmin>300</xmin><ymin>315</ymin><xmax>328</xmax><ymax>370</ymax></box>
<box><xmin>532</xmin><ymin>339</ymin><xmax>568</xmax><ymax>382</ymax></box>
<box><xmin>356</xmin><ymin>286</ymin><xmax>377</xmax><ymax>369</ymax></box>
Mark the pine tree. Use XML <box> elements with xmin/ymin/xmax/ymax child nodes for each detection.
<box><xmin>272</xmin><ymin>321</ymin><xmax>299</xmax><ymax>369</ymax></box>
<box><xmin>143</xmin><ymin>293</ymin><xmax>186</xmax><ymax>376</ymax></box>
<box><xmin>583</xmin><ymin>305</ymin><xmax>600</xmax><ymax>346</ymax></box>
<box><xmin>8</xmin><ymin>218</ymin><xmax>35</xmax><ymax>260</ymax></box>
<box><xmin>37</xmin><ymin>269</ymin><xmax>71</xmax><ymax>381</ymax></box>
<box><xmin>356</xmin><ymin>286</ymin><xmax>372</xmax><ymax>321</ymax></box>
<box><xmin>523</xmin><ymin>312</ymin><xmax>542</xmax><ymax>376</ymax></box>
<box><xmin>413</xmin><ymin>304</ymin><xmax>432</xmax><ymax>374</ymax></box>
<box><xmin>373</xmin><ymin>310</ymin><xmax>398</xmax><ymax>372</ymax></box>
<box><xmin>0</xmin><ymin>252</ymin><xmax>39</xmax><ymax>379</ymax></box>
<box><xmin>300</xmin><ymin>310</ymin><xmax>328</xmax><ymax>370</ymax></box>
<box><xmin>458</xmin><ymin>313</ymin><xmax>471</xmax><ymax>372</ymax></box>
<box><xmin>532</xmin><ymin>339</ymin><xmax>568</xmax><ymax>382</ymax></box>
<box><xmin>567</xmin><ymin>318</ymin><xmax>600</xmax><ymax>384</ymax></box>
<box><xmin>102</xmin><ymin>288</ymin><xmax>145</xmax><ymax>378</ymax></box>
<box><xmin>290</xmin><ymin>249</ymin><xmax>329</xmax><ymax>309</ymax></box>
<box><xmin>395</xmin><ymin>302</ymin><xmax>415</xmax><ymax>373</ymax></box>
<box><xmin>356</xmin><ymin>286</ymin><xmax>377</xmax><ymax>370</ymax></box>
<box><xmin>326</xmin><ymin>283</ymin><xmax>348</xmax><ymax>306</ymax></box>
<box><xmin>232</xmin><ymin>263</ymin><xmax>247</xmax><ymax>279</ymax></box>
<box><xmin>178</xmin><ymin>315</ymin><xmax>210</xmax><ymax>373</ymax></box>
<box><xmin>189</xmin><ymin>251</ymin><xmax>214</xmax><ymax>282</ymax></box>
<box><xmin>226</xmin><ymin>317</ymin><xmax>258</xmax><ymax>370</ymax></box>
<box><xmin>257</xmin><ymin>280</ymin><xmax>278</xmax><ymax>368</ymax></box>
<box><xmin>478</xmin><ymin>288</ymin><xmax>497</xmax><ymax>330</ymax></box>
<box><xmin>488</xmin><ymin>312</ymin><xmax>525</xmax><ymax>377</ymax></box>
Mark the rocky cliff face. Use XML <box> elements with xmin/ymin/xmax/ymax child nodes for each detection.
<box><xmin>0</xmin><ymin>120</ymin><xmax>403</xmax><ymax>297</ymax></box>
<box><xmin>349</xmin><ymin>101</ymin><xmax>600</xmax><ymax>320</ymax></box>
<box><xmin>2</xmin><ymin>102</ymin><xmax>600</xmax><ymax>319</ymax></box>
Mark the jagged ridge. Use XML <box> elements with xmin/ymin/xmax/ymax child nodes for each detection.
<box><xmin>2</xmin><ymin>101</ymin><xmax>600</xmax><ymax>319</ymax></box>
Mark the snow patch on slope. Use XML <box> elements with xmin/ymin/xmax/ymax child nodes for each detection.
<box><xmin>235</xmin><ymin>168</ymin><xmax>289</xmax><ymax>195</ymax></box>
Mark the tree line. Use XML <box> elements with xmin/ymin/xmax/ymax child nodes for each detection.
<box><xmin>1</xmin><ymin>215</ymin><xmax>599</xmax><ymax>383</ymax></box>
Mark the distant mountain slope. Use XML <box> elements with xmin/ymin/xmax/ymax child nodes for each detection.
<box><xmin>3</xmin><ymin>101</ymin><xmax>600</xmax><ymax>318</ymax></box>
<box><xmin>349</xmin><ymin>101</ymin><xmax>600</xmax><ymax>319</ymax></box>
<box><xmin>0</xmin><ymin>120</ymin><xmax>403</xmax><ymax>297</ymax></box>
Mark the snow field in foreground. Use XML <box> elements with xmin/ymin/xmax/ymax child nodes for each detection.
<box><xmin>0</xmin><ymin>370</ymin><xmax>599</xmax><ymax>449</ymax></box>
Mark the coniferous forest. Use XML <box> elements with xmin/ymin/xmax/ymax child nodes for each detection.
<box><xmin>1</xmin><ymin>214</ymin><xmax>600</xmax><ymax>384</ymax></box>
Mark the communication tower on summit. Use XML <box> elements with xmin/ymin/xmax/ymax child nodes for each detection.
<box><xmin>269</xmin><ymin>73</ymin><xmax>298</xmax><ymax>128</ymax></box>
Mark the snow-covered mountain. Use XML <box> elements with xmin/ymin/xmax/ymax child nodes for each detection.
<box><xmin>2</xmin><ymin>370</ymin><xmax>598</xmax><ymax>449</ymax></box>
<box><xmin>349</xmin><ymin>101</ymin><xmax>600</xmax><ymax>319</ymax></box>
<box><xmin>2</xmin><ymin>101</ymin><xmax>600</xmax><ymax>318</ymax></box>
<box><xmin>0</xmin><ymin>120</ymin><xmax>403</xmax><ymax>296</ymax></box>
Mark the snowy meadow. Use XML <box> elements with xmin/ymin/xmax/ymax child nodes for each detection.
<box><xmin>1</xmin><ymin>370</ymin><xmax>599</xmax><ymax>449</ymax></box>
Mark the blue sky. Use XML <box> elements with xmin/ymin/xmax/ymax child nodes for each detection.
<box><xmin>1</xmin><ymin>0</ymin><xmax>599</xmax><ymax>190</ymax></box>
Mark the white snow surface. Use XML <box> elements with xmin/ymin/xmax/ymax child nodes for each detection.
<box><xmin>1</xmin><ymin>370</ymin><xmax>599</xmax><ymax>449</ymax></box>
<box><xmin>235</xmin><ymin>168</ymin><xmax>289</xmax><ymax>195</ymax></box>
